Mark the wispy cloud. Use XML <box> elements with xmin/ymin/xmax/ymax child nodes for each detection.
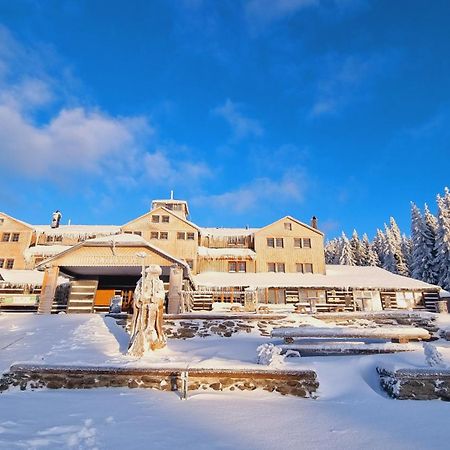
<box><xmin>192</xmin><ymin>170</ymin><xmax>306</xmax><ymax>214</ymax></box>
<box><xmin>309</xmin><ymin>52</ymin><xmax>398</xmax><ymax>117</ymax></box>
<box><xmin>213</xmin><ymin>98</ymin><xmax>263</xmax><ymax>139</ymax></box>
<box><xmin>245</xmin><ymin>0</ymin><xmax>367</xmax><ymax>28</ymax></box>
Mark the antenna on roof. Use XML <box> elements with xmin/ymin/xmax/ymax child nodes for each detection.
<box><xmin>170</xmin><ymin>190</ymin><xmax>174</xmax><ymax>200</ymax></box>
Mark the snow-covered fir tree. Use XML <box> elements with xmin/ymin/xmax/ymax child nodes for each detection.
<box><xmin>383</xmin><ymin>217</ymin><xmax>409</xmax><ymax>276</ymax></box>
<box><xmin>350</xmin><ymin>230</ymin><xmax>362</xmax><ymax>265</ymax></box>
<box><xmin>372</xmin><ymin>229</ymin><xmax>387</xmax><ymax>268</ymax></box>
<box><xmin>410</xmin><ymin>203</ymin><xmax>425</xmax><ymax>280</ymax></box>
<box><xmin>422</xmin><ymin>204</ymin><xmax>439</xmax><ymax>284</ymax></box>
<box><xmin>339</xmin><ymin>232</ymin><xmax>356</xmax><ymax>265</ymax></box>
<box><xmin>360</xmin><ymin>233</ymin><xmax>379</xmax><ymax>266</ymax></box>
<box><xmin>435</xmin><ymin>193</ymin><xmax>450</xmax><ymax>290</ymax></box>
<box><xmin>325</xmin><ymin>238</ymin><xmax>341</xmax><ymax>264</ymax></box>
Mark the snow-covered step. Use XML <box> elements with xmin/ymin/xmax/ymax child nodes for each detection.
<box><xmin>280</xmin><ymin>342</ymin><xmax>419</xmax><ymax>356</ymax></box>
<box><xmin>66</xmin><ymin>280</ymin><xmax>98</xmax><ymax>314</ymax></box>
<box><xmin>271</xmin><ymin>326</ymin><xmax>431</xmax><ymax>343</ymax></box>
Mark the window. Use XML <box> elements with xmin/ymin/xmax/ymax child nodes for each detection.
<box><xmin>268</xmin><ymin>262</ymin><xmax>285</xmax><ymax>272</ymax></box>
<box><xmin>151</xmin><ymin>215</ymin><xmax>160</xmax><ymax>223</ymax></box>
<box><xmin>2</xmin><ymin>233</ymin><xmax>10</xmax><ymax>242</ymax></box>
<box><xmin>0</xmin><ymin>218</ymin><xmax>4</xmax><ymax>225</ymax></box>
<box><xmin>11</xmin><ymin>233</ymin><xmax>19</xmax><ymax>242</ymax></box>
<box><xmin>124</xmin><ymin>231</ymin><xmax>133</xmax><ymax>234</ymax></box>
<box><xmin>187</xmin><ymin>232</ymin><xmax>195</xmax><ymax>240</ymax></box>
<box><xmin>304</xmin><ymin>263</ymin><xmax>313</xmax><ymax>273</ymax></box>
<box><xmin>55</xmin><ymin>235</ymin><xmax>63</xmax><ymax>242</ymax></box>
<box><xmin>228</xmin><ymin>236</ymin><xmax>245</xmax><ymax>246</ymax></box>
<box><xmin>34</xmin><ymin>257</ymin><xmax>44</xmax><ymax>265</ymax></box>
<box><xmin>46</xmin><ymin>235</ymin><xmax>53</xmax><ymax>243</ymax></box>
<box><xmin>134</xmin><ymin>231</ymin><xmax>142</xmax><ymax>236</ymax></box>
<box><xmin>284</xmin><ymin>222</ymin><xmax>292</xmax><ymax>231</ymax></box>
<box><xmin>229</xmin><ymin>261</ymin><xmax>246</xmax><ymax>273</ymax></box>
<box><xmin>267</xmin><ymin>237</ymin><xmax>283</xmax><ymax>248</ymax></box>
<box><xmin>185</xmin><ymin>259</ymin><xmax>194</xmax><ymax>269</ymax></box>
<box><xmin>160</xmin><ymin>232</ymin><xmax>168</xmax><ymax>240</ymax></box>
<box><xmin>177</xmin><ymin>232</ymin><xmax>186</xmax><ymax>240</ymax></box>
<box><xmin>5</xmin><ymin>259</ymin><xmax>14</xmax><ymax>269</ymax></box>
<box><xmin>150</xmin><ymin>231</ymin><xmax>159</xmax><ymax>239</ymax></box>
<box><xmin>0</xmin><ymin>259</ymin><xmax>4</xmax><ymax>268</ymax></box>
<box><xmin>294</xmin><ymin>238</ymin><xmax>302</xmax><ymax>248</ymax></box>
<box><xmin>296</xmin><ymin>263</ymin><xmax>304</xmax><ymax>273</ymax></box>
<box><xmin>162</xmin><ymin>215</ymin><xmax>170</xmax><ymax>223</ymax></box>
<box><xmin>303</xmin><ymin>238</ymin><xmax>311</xmax><ymax>248</ymax></box>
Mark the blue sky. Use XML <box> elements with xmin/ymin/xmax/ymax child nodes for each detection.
<box><xmin>0</xmin><ymin>0</ymin><xmax>449</xmax><ymax>239</ymax></box>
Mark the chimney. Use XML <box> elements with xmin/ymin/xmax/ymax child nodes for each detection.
<box><xmin>51</xmin><ymin>210</ymin><xmax>62</xmax><ymax>228</ymax></box>
<box><xmin>311</xmin><ymin>216</ymin><xmax>318</xmax><ymax>229</ymax></box>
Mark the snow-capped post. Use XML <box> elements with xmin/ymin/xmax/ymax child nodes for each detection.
<box><xmin>180</xmin><ymin>370</ymin><xmax>189</xmax><ymax>400</ymax></box>
<box><xmin>168</xmin><ymin>264</ymin><xmax>183</xmax><ymax>314</ymax></box>
<box><xmin>244</xmin><ymin>288</ymin><xmax>257</xmax><ymax>312</ymax></box>
<box><xmin>128</xmin><ymin>264</ymin><xmax>167</xmax><ymax>357</ymax></box>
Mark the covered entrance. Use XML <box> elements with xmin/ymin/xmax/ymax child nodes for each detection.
<box><xmin>36</xmin><ymin>235</ymin><xmax>191</xmax><ymax>313</ymax></box>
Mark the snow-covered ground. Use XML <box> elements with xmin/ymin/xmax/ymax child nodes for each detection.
<box><xmin>1</xmin><ymin>313</ymin><xmax>450</xmax><ymax>450</ymax></box>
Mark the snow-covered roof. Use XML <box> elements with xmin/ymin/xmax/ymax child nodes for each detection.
<box><xmin>85</xmin><ymin>234</ymin><xmax>148</xmax><ymax>245</ymax></box>
<box><xmin>33</xmin><ymin>225</ymin><xmax>120</xmax><ymax>237</ymax></box>
<box><xmin>200</xmin><ymin>227</ymin><xmax>259</xmax><ymax>237</ymax></box>
<box><xmin>198</xmin><ymin>246</ymin><xmax>257</xmax><ymax>260</ymax></box>
<box><xmin>0</xmin><ymin>269</ymin><xmax>68</xmax><ymax>287</ymax></box>
<box><xmin>439</xmin><ymin>289</ymin><xmax>450</xmax><ymax>298</ymax></box>
<box><xmin>194</xmin><ymin>265</ymin><xmax>440</xmax><ymax>290</ymax></box>
<box><xmin>23</xmin><ymin>245</ymin><xmax>72</xmax><ymax>261</ymax></box>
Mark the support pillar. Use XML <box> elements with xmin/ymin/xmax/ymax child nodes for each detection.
<box><xmin>38</xmin><ymin>266</ymin><xmax>59</xmax><ymax>314</ymax></box>
<box><xmin>168</xmin><ymin>265</ymin><xmax>183</xmax><ymax>314</ymax></box>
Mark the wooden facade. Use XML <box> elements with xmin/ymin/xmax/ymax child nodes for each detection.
<box><xmin>0</xmin><ymin>213</ymin><xmax>34</xmax><ymax>270</ymax></box>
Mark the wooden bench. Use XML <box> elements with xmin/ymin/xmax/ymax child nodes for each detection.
<box><xmin>271</xmin><ymin>326</ymin><xmax>431</xmax><ymax>344</ymax></box>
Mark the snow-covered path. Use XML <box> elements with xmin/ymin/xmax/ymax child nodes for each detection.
<box><xmin>1</xmin><ymin>313</ymin><xmax>450</xmax><ymax>450</ymax></box>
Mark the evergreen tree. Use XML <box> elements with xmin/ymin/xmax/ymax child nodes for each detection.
<box><xmin>350</xmin><ymin>230</ymin><xmax>362</xmax><ymax>265</ymax></box>
<box><xmin>422</xmin><ymin>204</ymin><xmax>439</xmax><ymax>284</ymax></box>
<box><xmin>360</xmin><ymin>233</ymin><xmax>378</xmax><ymax>266</ymax></box>
<box><xmin>411</xmin><ymin>202</ymin><xmax>425</xmax><ymax>280</ymax></box>
<box><xmin>325</xmin><ymin>238</ymin><xmax>340</xmax><ymax>264</ymax></box>
<box><xmin>401</xmin><ymin>234</ymin><xmax>412</xmax><ymax>276</ymax></box>
<box><xmin>372</xmin><ymin>228</ymin><xmax>387</xmax><ymax>267</ymax></box>
<box><xmin>435</xmin><ymin>193</ymin><xmax>450</xmax><ymax>289</ymax></box>
<box><xmin>339</xmin><ymin>232</ymin><xmax>356</xmax><ymax>265</ymax></box>
<box><xmin>383</xmin><ymin>218</ymin><xmax>409</xmax><ymax>276</ymax></box>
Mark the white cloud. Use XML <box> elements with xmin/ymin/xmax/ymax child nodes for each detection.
<box><xmin>144</xmin><ymin>150</ymin><xmax>211</xmax><ymax>186</ymax></box>
<box><xmin>0</xmin><ymin>26</ymin><xmax>211</xmax><ymax>191</ymax></box>
<box><xmin>192</xmin><ymin>171</ymin><xmax>306</xmax><ymax>214</ymax></box>
<box><xmin>213</xmin><ymin>99</ymin><xmax>263</xmax><ymax>139</ymax></box>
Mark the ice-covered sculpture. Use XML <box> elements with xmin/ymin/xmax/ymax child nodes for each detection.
<box><xmin>128</xmin><ymin>265</ymin><xmax>166</xmax><ymax>356</ymax></box>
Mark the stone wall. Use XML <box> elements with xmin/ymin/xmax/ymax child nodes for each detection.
<box><xmin>377</xmin><ymin>367</ymin><xmax>450</xmax><ymax>400</ymax></box>
<box><xmin>0</xmin><ymin>365</ymin><xmax>319</xmax><ymax>398</ymax></box>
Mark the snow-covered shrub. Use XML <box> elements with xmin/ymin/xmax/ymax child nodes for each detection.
<box><xmin>423</xmin><ymin>342</ymin><xmax>446</xmax><ymax>368</ymax></box>
<box><xmin>256</xmin><ymin>343</ymin><xmax>285</xmax><ymax>366</ymax></box>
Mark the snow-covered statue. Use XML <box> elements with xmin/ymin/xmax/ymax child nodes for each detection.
<box><xmin>128</xmin><ymin>265</ymin><xmax>166</xmax><ymax>356</ymax></box>
<box><xmin>51</xmin><ymin>210</ymin><xmax>62</xmax><ymax>228</ymax></box>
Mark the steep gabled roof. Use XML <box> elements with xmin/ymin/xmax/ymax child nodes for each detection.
<box><xmin>254</xmin><ymin>215</ymin><xmax>324</xmax><ymax>236</ymax></box>
<box><xmin>122</xmin><ymin>206</ymin><xmax>200</xmax><ymax>231</ymax></box>
<box><xmin>0</xmin><ymin>212</ymin><xmax>34</xmax><ymax>230</ymax></box>
<box><xmin>35</xmin><ymin>233</ymin><xmax>190</xmax><ymax>270</ymax></box>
